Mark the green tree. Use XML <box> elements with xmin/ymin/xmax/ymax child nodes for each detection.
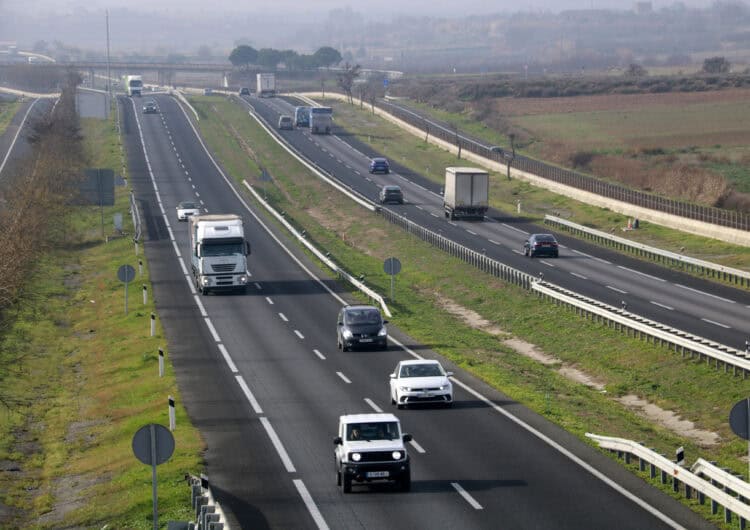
<box><xmin>313</xmin><ymin>46</ymin><xmax>342</xmax><ymax>67</ymax></box>
<box><xmin>257</xmin><ymin>48</ymin><xmax>283</xmax><ymax>69</ymax></box>
<box><xmin>229</xmin><ymin>45</ymin><xmax>258</xmax><ymax>68</ymax></box>
<box><xmin>702</xmin><ymin>56</ymin><xmax>730</xmax><ymax>74</ymax></box>
<box><xmin>625</xmin><ymin>63</ymin><xmax>647</xmax><ymax>77</ymax></box>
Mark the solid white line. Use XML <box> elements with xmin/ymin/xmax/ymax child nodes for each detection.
<box><xmin>606</xmin><ymin>285</ymin><xmax>628</xmax><ymax>294</ymax></box>
<box><xmin>260</xmin><ymin>417</ymin><xmax>296</xmax><ymax>473</ymax></box>
<box><xmin>204</xmin><ymin>318</ymin><xmax>221</xmax><ymax>342</ymax></box>
<box><xmin>265</xmin><ymin>296</ymin><xmax>274</xmax><ymax>305</ymax></box>
<box><xmin>218</xmin><ymin>344</ymin><xmax>238</xmax><ymax>373</ymax></box>
<box><xmin>194</xmin><ymin>296</ymin><xmax>207</xmax><ymax>316</ymax></box>
<box><xmin>313</xmin><ymin>349</ymin><xmax>326</xmax><ymax>360</ymax></box>
<box><xmin>409</xmin><ymin>439</ymin><xmax>426</xmax><ymax>454</ymax></box>
<box><xmin>293</xmin><ymin>479</ymin><xmax>330</xmax><ymax>530</ymax></box>
<box><xmin>650</xmin><ymin>301</ymin><xmax>674</xmax><ymax>311</ymax></box>
<box><xmin>539</xmin><ymin>260</ymin><xmax>556</xmax><ymax>267</ymax></box>
<box><xmin>279</xmin><ymin>313</ymin><xmax>289</xmax><ymax>322</ymax></box>
<box><xmin>674</xmin><ymin>283</ymin><xmax>736</xmax><ymax>304</ymax></box>
<box><xmin>448</xmin><ymin>377</ymin><xmax>685</xmax><ymax>528</ymax></box>
<box><xmin>294</xmin><ymin>329</ymin><xmax>305</xmax><ymax>339</ymax></box>
<box><xmin>617</xmin><ymin>265</ymin><xmax>666</xmax><ymax>282</ymax></box>
<box><xmin>501</xmin><ymin>223</ymin><xmax>528</xmax><ymax>235</ymax></box>
<box><xmin>235</xmin><ymin>375</ymin><xmax>263</xmax><ymax>414</ymax></box>
<box><xmin>570</xmin><ymin>272</ymin><xmax>588</xmax><ymax>280</ymax></box>
<box><xmin>701</xmin><ymin>318</ymin><xmax>731</xmax><ymax>329</ymax></box>
<box><xmin>336</xmin><ymin>372</ymin><xmax>351</xmax><ymax>384</ymax></box>
<box><xmin>0</xmin><ymin>98</ymin><xmax>40</xmax><ymax>177</ymax></box>
<box><xmin>451</xmin><ymin>482</ymin><xmax>483</xmax><ymax>510</ymax></box>
<box><xmin>364</xmin><ymin>398</ymin><xmax>382</xmax><ymax>412</ymax></box>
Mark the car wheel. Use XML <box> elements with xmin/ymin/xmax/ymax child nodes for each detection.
<box><xmin>553</xmin><ymin>252</ymin><xmax>559</xmax><ymax>258</ymax></box>
<box><xmin>391</xmin><ymin>394</ymin><xmax>396</xmax><ymax>405</ymax></box>
<box><xmin>336</xmin><ymin>468</ymin><xmax>341</xmax><ymax>486</ymax></box>
<box><xmin>398</xmin><ymin>469</ymin><xmax>411</xmax><ymax>492</ymax></box>
<box><xmin>342</xmin><ymin>473</ymin><xmax>352</xmax><ymax>493</ymax></box>
<box><xmin>342</xmin><ymin>343</ymin><xmax>349</xmax><ymax>352</ymax></box>
<box><xmin>397</xmin><ymin>403</ymin><xmax>404</xmax><ymax>410</ymax></box>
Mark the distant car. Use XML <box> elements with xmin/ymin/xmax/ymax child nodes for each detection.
<box><xmin>203</xmin><ymin>88</ymin><xmax>213</xmax><ymax>95</ymax></box>
<box><xmin>390</xmin><ymin>359</ymin><xmax>453</xmax><ymax>409</ymax></box>
<box><xmin>239</xmin><ymin>87</ymin><xmax>251</xmax><ymax>96</ymax></box>
<box><xmin>369</xmin><ymin>157</ymin><xmax>390</xmax><ymax>174</ymax></box>
<box><xmin>379</xmin><ymin>185</ymin><xmax>403</xmax><ymax>205</ymax></box>
<box><xmin>523</xmin><ymin>233</ymin><xmax>559</xmax><ymax>258</ymax></box>
<box><xmin>142</xmin><ymin>100</ymin><xmax>158</xmax><ymax>114</ymax></box>
<box><xmin>176</xmin><ymin>200</ymin><xmax>201</xmax><ymax>221</ymax></box>
<box><xmin>337</xmin><ymin>305</ymin><xmax>388</xmax><ymax>351</ymax></box>
<box><xmin>278</xmin><ymin>115</ymin><xmax>294</xmax><ymax>130</ymax></box>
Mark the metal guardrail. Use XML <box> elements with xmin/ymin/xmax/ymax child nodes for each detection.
<box><xmin>242</xmin><ymin>181</ymin><xmax>392</xmax><ymax>318</ymax></box>
<box><xmin>544</xmin><ymin>214</ymin><xmax>750</xmax><ymax>288</ymax></box>
<box><xmin>587</xmin><ymin>434</ymin><xmax>750</xmax><ymax>525</ymax></box>
<box><xmin>129</xmin><ymin>191</ymin><xmax>141</xmax><ymax>242</ymax></box>
<box><xmin>187</xmin><ymin>473</ymin><xmax>231</xmax><ymax>529</ymax></box>
<box><xmin>534</xmin><ymin>281</ymin><xmax>750</xmax><ymax>376</ymax></box>
<box><xmin>251</xmin><ymin>92</ymin><xmax>749</xmax><ymax>376</ymax></box>
<box><xmin>374</xmin><ymin>97</ymin><xmax>750</xmax><ymax>233</ymax></box>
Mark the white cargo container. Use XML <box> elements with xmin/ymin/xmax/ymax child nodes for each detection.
<box><xmin>256</xmin><ymin>73</ymin><xmax>275</xmax><ymax>97</ymax></box>
<box><xmin>443</xmin><ymin>167</ymin><xmax>489</xmax><ymax>220</ymax></box>
<box><xmin>125</xmin><ymin>75</ymin><xmax>143</xmax><ymax>97</ymax></box>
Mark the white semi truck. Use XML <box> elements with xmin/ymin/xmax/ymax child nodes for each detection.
<box><xmin>256</xmin><ymin>73</ymin><xmax>275</xmax><ymax>97</ymax></box>
<box><xmin>125</xmin><ymin>75</ymin><xmax>143</xmax><ymax>96</ymax></box>
<box><xmin>443</xmin><ymin>167</ymin><xmax>489</xmax><ymax>220</ymax></box>
<box><xmin>189</xmin><ymin>214</ymin><xmax>251</xmax><ymax>295</ymax></box>
<box><xmin>310</xmin><ymin>106</ymin><xmax>333</xmax><ymax>134</ymax></box>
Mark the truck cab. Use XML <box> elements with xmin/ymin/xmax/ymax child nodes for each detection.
<box><xmin>189</xmin><ymin>215</ymin><xmax>251</xmax><ymax>294</ymax></box>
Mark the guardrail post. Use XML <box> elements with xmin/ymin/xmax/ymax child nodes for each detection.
<box><xmin>650</xmin><ymin>459</ymin><xmax>657</xmax><ymax>479</ymax></box>
<box><xmin>711</xmin><ymin>479</ymin><xmax>720</xmax><ymax>514</ymax></box>
<box><xmin>661</xmin><ymin>468</ymin><xmax>667</xmax><ymax>484</ymax></box>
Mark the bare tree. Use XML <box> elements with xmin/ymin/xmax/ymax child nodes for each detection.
<box><xmin>337</xmin><ymin>62</ymin><xmax>361</xmax><ymax>104</ymax></box>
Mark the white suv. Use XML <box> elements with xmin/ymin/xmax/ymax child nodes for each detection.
<box><xmin>334</xmin><ymin>413</ymin><xmax>412</xmax><ymax>493</ymax></box>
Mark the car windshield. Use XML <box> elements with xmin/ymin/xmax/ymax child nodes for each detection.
<box><xmin>344</xmin><ymin>308</ymin><xmax>381</xmax><ymax>325</ymax></box>
<box><xmin>200</xmin><ymin>243</ymin><xmax>243</xmax><ymax>257</ymax></box>
<box><xmin>347</xmin><ymin>422</ymin><xmax>399</xmax><ymax>441</ymax></box>
<box><xmin>179</xmin><ymin>202</ymin><xmax>197</xmax><ymax>209</ymax></box>
<box><xmin>399</xmin><ymin>364</ymin><xmax>443</xmax><ymax>378</ymax></box>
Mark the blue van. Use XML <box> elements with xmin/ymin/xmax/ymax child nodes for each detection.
<box><xmin>294</xmin><ymin>106</ymin><xmax>310</xmax><ymax>128</ymax></box>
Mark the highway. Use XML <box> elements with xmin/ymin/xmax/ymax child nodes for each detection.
<box><xmin>0</xmin><ymin>97</ymin><xmax>53</xmax><ymax>178</ymax></box>
<box><xmin>122</xmin><ymin>92</ymin><xmax>712</xmax><ymax>529</ymax></box>
<box><xmin>243</xmin><ymin>93</ymin><xmax>750</xmax><ymax>352</ymax></box>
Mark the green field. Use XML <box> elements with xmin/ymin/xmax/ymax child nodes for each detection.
<box><xmin>190</xmin><ymin>95</ymin><xmax>750</xmax><ymax>528</ymax></box>
<box><xmin>0</xmin><ymin>108</ymin><xmax>202</xmax><ymax>528</ymax></box>
<box><xmin>0</xmin><ymin>100</ymin><xmax>21</xmax><ymax>136</ymax></box>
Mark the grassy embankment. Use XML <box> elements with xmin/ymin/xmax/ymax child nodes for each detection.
<box><xmin>0</xmin><ymin>100</ymin><xmax>21</xmax><ymax>134</ymax></box>
<box><xmin>0</xmin><ymin>107</ymin><xmax>202</xmax><ymax>528</ymax></box>
<box><xmin>335</xmin><ymin>97</ymin><xmax>750</xmax><ymax>276</ymax></box>
<box><xmin>190</xmin><ymin>94</ymin><xmax>750</xmax><ymax>527</ymax></box>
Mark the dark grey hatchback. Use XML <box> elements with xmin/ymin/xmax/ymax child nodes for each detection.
<box><xmin>337</xmin><ymin>305</ymin><xmax>388</xmax><ymax>351</ymax></box>
<box><xmin>523</xmin><ymin>233</ymin><xmax>559</xmax><ymax>258</ymax></box>
<box><xmin>379</xmin><ymin>185</ymin><xmax>404</xmax><ymax>204</ymax></box>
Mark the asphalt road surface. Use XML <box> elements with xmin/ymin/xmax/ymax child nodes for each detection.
<box><xmin>121</xmin><ymin>94</ymin><xmax>713</xmax><ymax>529</ymax></box>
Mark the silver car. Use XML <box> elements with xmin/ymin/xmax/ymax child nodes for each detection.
<box><xmin>176</xmin><ymin>200</ymin><xmax>201</xmax><ymax>221</ymax></box>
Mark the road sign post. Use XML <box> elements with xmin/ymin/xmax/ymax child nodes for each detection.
<box><xmin>132</xmin><ymin>424</ymin><xmax>175</xmax><ymax>530</ymax></box>
<box><xmin>117</xmin><ymin>264</ymin><xmax>136</xmax><ymax>314</ymax></box>
<box><xmin>383</xmin><ymin>257</ymin><xmax>401</xmax><ymax>302</ymax></box>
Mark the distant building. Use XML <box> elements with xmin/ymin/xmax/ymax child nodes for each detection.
<box><xmin>635</xmin><ymin>1</ymin><xmax>653</xmax><ymax>14</ymax></box>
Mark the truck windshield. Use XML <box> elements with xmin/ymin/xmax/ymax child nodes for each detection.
<box><xmin>201</xmin><ymin>242</ymin><xmax>243</xmax><ymax>257</ymax></box>
<box><xmin>130</xmin><ymin>80</ymin><xmax>143</xmax><ymax>87</ymax></box>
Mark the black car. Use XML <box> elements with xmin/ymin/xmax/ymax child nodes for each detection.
<box><xmin>523</xmin><ymin>233</ymin><xmax>559</xmax><ymax>258</ymax></box>
<box><xmin>369</xmin><ymin>157</ymin><xmax>390</xmax><ymax>174</ymax></box>
<box><xmin>142</xmin><ymin>100</ymin><xmax>158</xmax><ymax>114</ymax></box>
<box><xmin>239</xmin><ymin>87</ymin><xmax>250</xmax><ymax>96</ymax></box>
<box><xmin>379</xmin><ymin>185</ymin><xmax>404</xmax><ymax>204</ymax></box>
<box><xmin>337</xmin><ymin>305</ymin><xmax>388</xmax><ymax>351</ymax></box>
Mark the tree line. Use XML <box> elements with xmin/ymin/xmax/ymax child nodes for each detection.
<box><xmin>229</xmin><ymin>45</ymin><xmax>342</xmax><ymax>70</ymax></box>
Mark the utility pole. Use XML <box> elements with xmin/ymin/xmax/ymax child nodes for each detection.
<box><xmin>106</xmin><ymin>10</ymin><xmax>112</xmax><ymax>101</ymax></box>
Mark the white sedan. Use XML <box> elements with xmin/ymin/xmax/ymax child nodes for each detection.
<box><xmin>176</xmin><ymin>200</ymin><xmax>201</xmax><ymax>221</ymax></box>
<box><xmin>390</xmin><ymin>359</ymin><xmax>453</xmax><ymax>409</ymax></box>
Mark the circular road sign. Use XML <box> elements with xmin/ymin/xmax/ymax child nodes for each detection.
<box><xmin>132</xmin><ymin>423</ymin><xmax>175</xmax><ymax>466</ymax></box>
<box><xmin>117</xmin><ymin>264</ymin><xmax>136</xmax><ymax>283</ymax></box>
<box><xmin>730</xmin><ymin>398</ymin><xmax>750</xmax><ymax>440</ymax></box>
<box><xmin>383</xmin><ymin>257</ymin><xmax>401</xmax><ymax>276</ymax></box>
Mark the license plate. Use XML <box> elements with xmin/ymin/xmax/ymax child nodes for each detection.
<box><xmin>359</xmin><ymin>338</ymin><xmax>373</xmax><ymax>343</ymax></box>
<box><xmin>420</xmin><ymin>393</ymin><xmax>433</xmax><ymax>398</ymax></box>
<box><xmin>367</xmin><ymin>471</ymin><xmax>389</xmax><ymax>478</ymax></box>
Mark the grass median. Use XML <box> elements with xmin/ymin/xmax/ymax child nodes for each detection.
<box><xmin>190</xmin><ymin>94</ymin><xmax>750</xmax><ymax>528</ymax></box>
<box><xmin>0</xmin><ymin>107</ymin><xmax>202</xmax><ymax>528</ymax></box>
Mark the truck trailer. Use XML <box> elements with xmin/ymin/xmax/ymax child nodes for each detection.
<box><xmin>310</xmin><ymin>106</ymin><xmax>333</xmax><ymax>134</ymax></box>
<box><xmin>443</xmin><ymin>167</ymin><xmax>489</xmax><ymax>220</ymax></box>
<box><xmin>256</xmin><ymin>73</ymin><xmax>276</xmax><ymax>97</ymax></box>
<box><xmin>189</xmin><ymin>214</ymin><xmax>251</xmax><ymax>294</ymax></box>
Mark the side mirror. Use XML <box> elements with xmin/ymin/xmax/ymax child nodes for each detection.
<box><xmin>446</xmin><ymin>371</ymin><xmax>454</xmax><ymax>377</ymax></box>
<box><xmin>337</xmin><ymin>321</ymin><xmax>343</xmax><ymax>326</ymax></box>
<box><xmin>389</xmin><ymin>373</ymin><xmax>396</xmax><ymax>379</ymax></box>
<box><xmin>333</xmin><ymin>436</ymin><xmax>343</xmax><ymax>445</ymax></box>
<box><xmin>382</xmin><ymin>320</ymin><xmax>389</xmax><ymax>325</ymax></box>
<box><xmin>245</xmin><ymin>241</ymin><xmax>251</xmax><ymax>256</ymax></box>
<box><xmin>402</xmin><ymin>433</ymin><xmax>413</xmax><ymax>443</ymax></box>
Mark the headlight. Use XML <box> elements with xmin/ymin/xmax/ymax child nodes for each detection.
<box><xmin>399</xmin><ymin>386</ymin><xmax>411</xmax><ymax>392</ymax></box>
<box><xmin>351</xmin><ymin>453</ymin><xmax>361</xmax><ymax>462</ymax></box>
<box><xmin>378</xmin><ymin>327</ymin><xmax>387</xmax><ymax>337</ymax></box>
<box><xmin>342</xmin><ymin>329</ymin><xmax>353</xmax><ymax>339</ymax></box>
<box><xmin>392</xmin><ymin>451</ymin><xmax>402</xmax><ymax>460</ymax></box>
<box><xmin>239</xmin><ymin>275</ymin><xmax>248</xmax><ymax>284</ymax></box>
<box><xmin>201</xmin><ymin>277</ymin><xmax>210</xmax><ymax>286</ymax></box>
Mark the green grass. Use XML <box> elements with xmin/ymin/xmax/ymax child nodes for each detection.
<box><xmin>192</xmin><ymin>95</ymin><xmax>750</xmax><ymax>528</ymax></box>
<box><xmin>0</xmin><ymin>100</ymin><xmax>21</xmax><ymax>135</ymax></box>
<box><xmin>0</xmin><ymin>108</ymin><xmax>203</xmax><ymax>528</ymax></box>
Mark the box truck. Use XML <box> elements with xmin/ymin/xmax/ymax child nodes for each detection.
<box><xmin>125</xmin><ymin>75</ymin><xmax>143</xmax><ymax>97</ymax></box>
<box><xmin>189</xmin><ymin>214</ymin><xmax>251</xmax><ymax>295</ymax></box>
<box><xmin>443</xmin><ymin>167</ymin><xmax>489</xmax><ymax>220</ymax></box>
<box><xmin>256</xmin><ymin>73</ymin><xmax>275</xmax><ymax>97</ymax></box>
